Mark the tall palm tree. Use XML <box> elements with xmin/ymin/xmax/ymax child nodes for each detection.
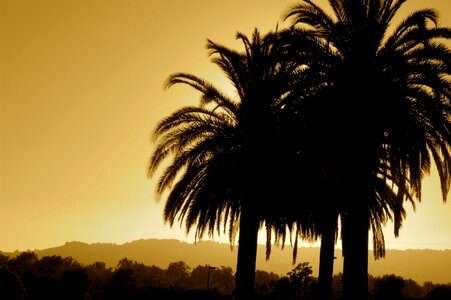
<box><xmin>276</xmin><ymin>49</ymin><xmax>406</xmax><ymax>300</ymax></box>
<box><xmin>148</xmin><ymin>28</ymin><xmax>303</xmax><ymax>300</ymax></box>
<box><xmin>271</xmin><ymin>33</ymin><xmax>342</xmax><ymax>300</ymax></box>
<box><xmin>284</xmin><ymin>0</ymin><xmax>451</xmax><ymax>299</ymax></box>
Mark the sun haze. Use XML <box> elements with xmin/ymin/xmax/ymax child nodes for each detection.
<box><xmin>1</xmin><ymin>0</ymin><xmax>451</xmax><ymax>254</ymax></box>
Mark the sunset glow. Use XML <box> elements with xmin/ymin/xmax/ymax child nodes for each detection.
<box><xmin>1</xmin><ymin>0</ymin><xmax>451</xmax><ymax>256</ymax></box>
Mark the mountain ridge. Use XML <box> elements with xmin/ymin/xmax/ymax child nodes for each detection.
<box><xmin>2</xmin><ymin>238</ymin><xmax>451</xmax><ymax>284</ymax></box>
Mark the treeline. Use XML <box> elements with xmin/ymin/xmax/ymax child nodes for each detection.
<box><xmin>0</xmin><ymin>252</ymin><xmax>450</xmax><ymax>299</ymax></box>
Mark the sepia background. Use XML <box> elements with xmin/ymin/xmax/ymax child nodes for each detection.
<box><xmin>1</xmin><ymin>0</ymin><xmax>451</xmax><ymax>253</ymax></box>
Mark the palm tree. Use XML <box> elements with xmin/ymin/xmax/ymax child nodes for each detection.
<box><xmin>283</xmin><ymin>1</ymin><xmax>451</xmax><ymax>299</ymax></box>
<box><xmin>276</xmin><ymin>58</ymin><xmax>405</xmax><ymax>300</ymax></box>
<box><xmin>148</xmin><ymin>28</ymin><xmax>302</xmax><ymax>300</ymax></box>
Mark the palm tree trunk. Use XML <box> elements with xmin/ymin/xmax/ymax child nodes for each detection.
<box><xmin>234</xmin><ymin>206</ymin><xmax>259</xmax><ymax>300</ymax></box>
<box><xmin>316</xmin><ymin>210</ymin><xmax>338</xmax><ymax>300</ymax></box>
<box><xmin>342</xmin><ymin>205</ymin><xmax>369</xmax><ymax>300</ymax></box>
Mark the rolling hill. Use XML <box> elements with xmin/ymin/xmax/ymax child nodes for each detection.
<box><xmin>3</xmin><ymin>239</ymin><xmax>451</xmax><ymax>284</ymax></box>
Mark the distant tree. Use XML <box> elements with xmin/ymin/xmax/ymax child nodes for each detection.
<box><xmin>427</xmin><ymin>285</ymin><xmax>451</xmax><ymax>300</ymax></box>
<box><xmin>0</xmin><ymin>254</ymin><xmax>10</xmax><ymax>268</ymax></box>
<box><xmin>165</xmin><ymin>261</ymin><xmax>191</xmax><ymax>290</ymax></box>
<box><xmin>141</xmin><ymin>265</ymin><xmax>166</xmax><ymax>288</ymax></box>
<box><xmin>104</xmin><ymin>268</ymin><xmax>137</xmax><ymax>300</ymax></box>
<box><xmin>34</xmin><ymin>255</ymin><xmax>81</xmax><ymax>279</ymax></box>
<box><xmin>84</xmin><ymin>261</ymin><xmax>113</xmax><ymax>299</ymax></box>
<box><xmin>105</xmin><ymin>257</ymin><xmax>172</xmax><ymax>299</ymax></box>
<box><xmin>132</xmin><ymin>262</ymin><xmax>164</xmax><ymax>289</ymax></box>
<box><xmin>189</xmin><ymin>265</ymin><xmax>210</xmax><ymax>291</ymax></box>
<box><xmin>8</xmin><ymin>252</ymin><xmax>39</xmax><ymax>299</ymax></box>
<box><xmin>8</xmin><ymin>252</ymin><xmax>37</xmax><ymax>276</ymax></box>
<box><xmin>371</xmin><ymin>274</ymin><xmax>405</xmax><ymax>300</ymax></box>
<box><xmin>209</xmin><ymin>266</ymin><xmax>234</xmax><ymax>295</ymax></box>
<box><xmin>116</xmin><ymin>257</ymin><xmax>134</xmax><ymax>270</ymax></box>
<box><xmin>268</xmin><ymin>262</ymin><xmax>316</xmax><ymax>300</ymax></box>
<box><xmin>331</xmin><ymin>273</ymin><xmax>343</xmax><ymax>300</ymax></box>
<box><xmin>255</xmin><ymin>269</ymin><xmax>279</xmax><ymax>297</ymax></box>
<box><xmin>423</xmin><ymin>281</ymin><xmax>440</xmax><ymax>296</ymax></box>
<box><xmin>287</xmin><ymin>262</ymin><xmax>316</xmax><ymax>300</ymax></box>
<box><xmin>402</xmin><ymin>278</ymin><xmax>425</xmax><ymax>299</ymax></box>
<box><xmin>34</xmin><ymin>255</ymin><xmax>63</xmax><ymax>277</ymax></box>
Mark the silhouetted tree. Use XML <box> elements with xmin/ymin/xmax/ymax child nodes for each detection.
<box><xmin>84</xmin><ymin>261</ymin><xmax>113</xmax><ymax>299</ymax></box>
<box><xmin>8</xmin><ymin>252</ymin><xmax>37</xmax><ymax>277</ymax></box>
<box><xmin>116</xmin><ymin>258</ymin><xmax>134</xmax><ymax>270</ymax></box>
<box><xmin>140</xmin><ymin>265</ymin><xmax>166</xmax><ymax>288</ymax></box>
<box><xmin>371</xmin><ymin>274</ymin><xmax>405</xmax><ymax>300</ymax></box>
<box><xmin>423</xmin><ymin>281</ymin><xmax>438</xmax><ymax>296</ymax></box>
<box><xmin>3</xmin><ymin>250</ymin><xmax>446</xmax><ymax>300</ymax></box>
<box><xmin>427</xmin><ymin>285</ymin><xmax>451</xmax><ymax>300</ymax></box>
<box><xmin>287</xmin><ymin>262</ymin><xmax>316</xmax><ymax>300</ymax></box>
<box><xmin>190</xmin><ymin>265</ymin><xmax>233</xmax><ymax>295</ymax></box>
<box><xmin>104</xmin><ymin>268</ymin><xmax>137</xmax><ymax>300</ymax></box>
<box><xmin>190</xmin><ymin>265</ymin><xmax>211</xmax><ymax>291</ymax></box>
<box><xmin>8</xmin><ymin>252</ymin><xmax>39</xmax><ymax>298</ymax></box>
<box><xmin>208</xmin><ymin>266</ymin><xmax>234</xmax><ymax>295</ymax></box>
<box><xmin>0</xmin><ymin>253</ymin><xmax>10</xmax><ymax>268</ymax></box>
<box><xmin>149</xmin><ymin>28</ymin><xmax>301</xmax><ymax>300</ymax></box>
<box><xmin>284</xmin><ymin>1</ymin><xmax>451</xmax><ymax>299</ymax></box>
<box><xmin>131</xmin><ymin>261</ymin><xmax>165</xmax><ymax>289</ymax></box>
<box><xmin>34</xmin><ymin>255</ymin><xmax>65</xmax><ymax>277</ymax></box>
<box><xmin>402</xmin><ymin>278</ymin><xmax>425</xmax><ymax>299</ymax></box>
<box><xmin>267</xmin><ymin>262</ymin><xmax>316</xmax><ymax>300</ymax></box>
<box><xmin>34</xmin><ymin>255</ymin><xmax>81</xmax><ymax>278</ymax></box>
<box><xmin>255</xmin><ymin>269</ymin><xmax>280</xmax><ymax>297</ymax></box>
<box><xmin>165</xmin><ymin>261</ymin><xmax>191</xmax><ymax>290</ymax></box>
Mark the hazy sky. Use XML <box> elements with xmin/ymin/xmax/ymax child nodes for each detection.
<box><xmin>1</xmin><ymin>0</ymin><xmax>451</xmax><ymax>253</ymax></box>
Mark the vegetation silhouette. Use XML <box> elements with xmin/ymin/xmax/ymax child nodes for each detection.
<box><xmin>149</xmin><ymin>0</ymin><xmax>451</xmax><ymax>299</ymax></box>
<box><xmin>1</xmin><ymin>252</ymin><xmax>450</xmax><ymax>299</ymax></box>
<box><xmin>282</xmin><ymin>1</ymin><xmax>451</xmax><ymax>299</ymax></box>
<box><xmin>148</xmin><ymin>28</ymin><xmax>307</xmax><ymax>300</ymax></box>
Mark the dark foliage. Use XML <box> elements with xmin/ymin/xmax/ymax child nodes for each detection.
<box><xmin>0</xmin><ymin>253</ymin><xmax>448</xmax><ymax>299</ymax></box>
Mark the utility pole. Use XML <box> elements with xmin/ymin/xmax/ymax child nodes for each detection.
<box><xmin>206</xmin><ymin>265</ymin><xmax>216</xmax><ymax>291</ymax></box>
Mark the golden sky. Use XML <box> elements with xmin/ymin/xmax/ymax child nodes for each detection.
<box><xmin>1</xmin><ymin>0</ymin><xmax>451</xmax><ymax>253</ymax></box>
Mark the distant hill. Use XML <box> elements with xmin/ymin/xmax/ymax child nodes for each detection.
<box><xmin>2</xmin><ymin>239</ymin><xmax>451</xmax><ymax>284</ymax></box>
